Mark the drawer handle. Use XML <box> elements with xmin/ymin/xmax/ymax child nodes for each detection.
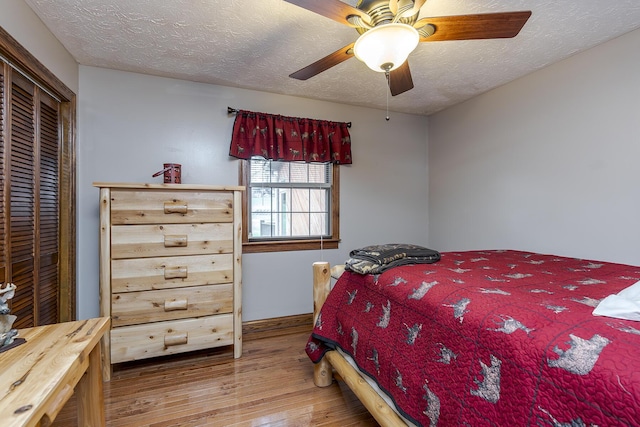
<box><xmin>164</xmin><ymin>234</ymin><xmax>188</xmax><ymax>247</ymax></box>
<box><xmin>164</xmin><ymin>202</ymin><xmax>188</xmax><ymax>214</ymax></box>
<box><xmin>164</xmin><ymin>299</ymin><xmax>188</xmax><ymax>311</ymax></box>
<box><xmin>164</xmin><ymin>266</ymin><xmax>188</xmax><ymax>279</ymax></box>
<box><xmin>164</xmin><ymin>332</ymin><xmax>188</xmax><ymax>347</ymax></box>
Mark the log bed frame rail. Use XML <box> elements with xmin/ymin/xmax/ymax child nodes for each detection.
<box><xmin>312</xmin><ymin>261</ymin><xmax>407</xmax><ymax>427</ymax></box>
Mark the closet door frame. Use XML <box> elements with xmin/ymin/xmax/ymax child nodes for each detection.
<box><xmin>1</xmin><ymin>25</ymin><xmax>76</xmax><ymax>323</ymax></box>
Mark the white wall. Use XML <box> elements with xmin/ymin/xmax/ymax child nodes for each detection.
<box><xmin>0</xmin><ymin>0</ymin><xmax>78</xmax><ymax>93</ymax></box>
<box><xmin>78</xmin><ymin>66</ymin><xmax>429</xmax><ymax>320</ymax></box>
<box><xmin>428</xmin><ymin>28</ymin><xmax>640</xmax><ymax>266</ymax></box>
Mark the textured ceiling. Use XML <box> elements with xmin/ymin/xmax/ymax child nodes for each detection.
<box><xmin>24</xmin><ymin>0</ymin><xmax>640</xmax><ymax>116</ymax></box>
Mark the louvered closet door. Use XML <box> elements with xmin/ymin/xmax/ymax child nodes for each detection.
<box><xmin>1</xmin><ymin>27</ymin><xmax>75</xmax><ymax>326</ymax></box>
<box><xmin>0</xmin><ymin>65</ymin><xmax>5</xmax><ymax>285</ymax></box>
<box><xmin>38</xmin><ymin>88</ymin><xmax>60</xmax><ymax>325</ymax></box>
<box><xmin>9</xmin><ymin>72</ymin><xmax>37</xmax><ymax>328</ymax></box>
<box><xmin>1</xmin><ymin>68</ymin><xmax>61</xmax><ymax>328</ymax></box>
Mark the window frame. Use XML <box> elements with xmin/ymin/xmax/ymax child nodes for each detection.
<box><xmin>239</xmin><ymin>159</ymin><xmax>340</xmax><ymax>253</ymax></box>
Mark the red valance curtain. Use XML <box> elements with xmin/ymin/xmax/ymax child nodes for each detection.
<box><xmin>229</xmin><ymin>110</ymin><xmax>352</xmax><ymax>164</ymax></box>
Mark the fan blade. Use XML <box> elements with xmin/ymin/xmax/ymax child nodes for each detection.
<box><xmin>284</xmin><ymin>0</ymin><xmax>371</xmax><ymax>27</ymax></box>
<box><xmin>416</xmin><ymin>11</ymin><xmax>531</xmax><ymax>41</ymax></box>
<box><xmin>289</xmin><ymin>43</ymin><xmax>355</xmax><ymax>80</ymax></box>
<box><xmin>388</xmin><ymin>61</ymin><xmax>414</xmax><ymax>96</ymax></box>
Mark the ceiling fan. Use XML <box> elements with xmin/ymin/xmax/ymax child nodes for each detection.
<box><xmin>284</xmin><ymin>0</ymin><xmax>532</xmax><ymax>96</ymax></box>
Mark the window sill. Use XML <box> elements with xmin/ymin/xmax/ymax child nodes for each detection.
<box><xmin>243</xmin><ymin>238</ymin><xmax>339</xmax><ymax>253</ymax></box>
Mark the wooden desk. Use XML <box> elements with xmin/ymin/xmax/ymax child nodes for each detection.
<box><xmin>0</xmin><ymin>317</ymin><xmax>110</xmax><ymax>427</ymax></box>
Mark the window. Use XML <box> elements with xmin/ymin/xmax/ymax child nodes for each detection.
<box><xmin>240</xmin><ymin>156</ymin><xmax>340</xmax><ymax>253</ymax></box>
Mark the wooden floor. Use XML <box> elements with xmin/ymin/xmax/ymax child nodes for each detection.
<box><xmin>52</xmin><ymin>329</ymin><xmax>379</xmax><ymax>426</ymax></box>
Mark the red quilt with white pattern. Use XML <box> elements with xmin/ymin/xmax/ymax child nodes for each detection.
<box><xmin>306</xmin><ymin>250</ymin><xmax>640</xmax><ymax>426</ymax></box>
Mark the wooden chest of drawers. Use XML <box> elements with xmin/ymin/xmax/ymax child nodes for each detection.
<box><xmin>94</xmin><ymin>183</ymin><xmax>243</xmax><ymax>380</ymax></box>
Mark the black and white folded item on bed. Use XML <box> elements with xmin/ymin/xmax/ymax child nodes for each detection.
<box><xmin>345</xmin><ymin>243</ymin><xmax>441</xmax><ymax>275</ymax></box>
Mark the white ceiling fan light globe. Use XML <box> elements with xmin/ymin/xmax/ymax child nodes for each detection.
<box><xmin>353</xmin><ymin>23</ymin><xmax>420</xmax><ymax>72</ymax></box>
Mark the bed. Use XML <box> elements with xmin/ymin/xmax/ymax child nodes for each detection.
<box><xmin>306</xmin><ymin>249</ymin><xmax>640</xmax><ymax>426</ymax></box>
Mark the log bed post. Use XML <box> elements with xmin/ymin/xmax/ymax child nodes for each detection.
<box><xmin>312</xmin><ymin>261</ymin><xmax>333</xmax><ymax>387</ymax></box>
<box><xmin>312</xmin><ymin>261</ymin><xmax>408</xmax><ymax>426</ymax></box>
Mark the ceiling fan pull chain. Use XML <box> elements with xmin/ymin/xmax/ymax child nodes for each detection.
<box><xmin>385</xmin><ymin>71</ymin><xmax>390</xmax><ymax>121</ymax></box>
